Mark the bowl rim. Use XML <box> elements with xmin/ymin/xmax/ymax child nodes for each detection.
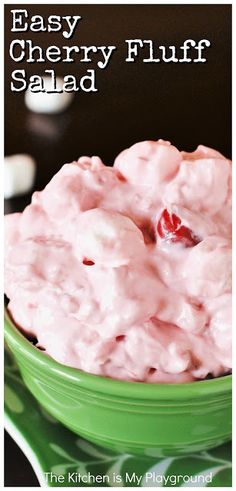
<box><xmin>4</xmin><ymin>309</ymin><xmax>232</xmax><ymax>400</ymax></box>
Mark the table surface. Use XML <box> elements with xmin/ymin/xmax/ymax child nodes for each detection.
<box><xmin>4</xmin><ymin>432</ymin><xmax>39</xmax><ymax>487</ymax></box>
<box><xmin>4</xmin><ymin>4</ymin><xmax>231</xmax><ymax>486</ymax></box>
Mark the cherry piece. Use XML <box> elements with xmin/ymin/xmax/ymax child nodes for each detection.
<box><xmin>116</xmin><ymin>335</ymin><xmax>125</xmax><ymax>342</ymax></box>
<box><xmin>116</xmin><ymin>170</ymin><xmax>126</xmax><ymax>182</ymax></box>
<box><xmin>83</xmin><ymin>258</ymin><xmax>95</xmax><ymax>266</ymax></box>
<box><xmin>157</xmin><ymin>209</ymin><xmax>199</xmax><ymax>247</ymax></box>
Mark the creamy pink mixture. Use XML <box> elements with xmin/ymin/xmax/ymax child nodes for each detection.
<box><xmin>5</xmin><ymin>140</ymin><xmax>232</xmax><ymax>383</ymax></box>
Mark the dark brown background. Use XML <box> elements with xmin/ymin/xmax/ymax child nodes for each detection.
<box><xmin>4</xmin><ymin>3</ymin><xmax>231</xmax><ymax>486</ymax></box>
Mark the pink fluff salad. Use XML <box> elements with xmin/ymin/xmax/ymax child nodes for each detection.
<box><xmin>5</xmin><ymin>140</ymin><xmax>232</xmax><ymax>383</ymax></box>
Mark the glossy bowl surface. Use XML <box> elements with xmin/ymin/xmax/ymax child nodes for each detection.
<box><xmin>4</xmin><ymin>310</ymin><xmax>232</xmax><ymax>456</ymax></box>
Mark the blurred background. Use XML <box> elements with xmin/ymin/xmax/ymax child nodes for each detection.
<box><xmin>4</xmin><ymin>3</ymin><xmax>231</xmax><ymax>486</ymax></box>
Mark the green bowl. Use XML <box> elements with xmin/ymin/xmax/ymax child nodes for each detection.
<box><xmin>4</xmin><ymin>310</ymin><xmax>232</xmax><ymax>457</ymax></box>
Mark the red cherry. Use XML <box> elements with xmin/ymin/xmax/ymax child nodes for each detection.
<box><xmin>116</xmin><ymin>335</ymin><xmax>125</xmax><ymax>342</ymax></box>
<box><xmin>116</xmin><ymin>170</ymin><xmax>126</xmax><ymax>182</ymax></box>
<box><xmin>83</xmin><ymin>258</ymin><xmax>95</xmax><ymax>266</ymax></box>
<box><xmin>157</xmin><ymin>209</ymin><xmax>199</xmax><ymax>247</ymax></box>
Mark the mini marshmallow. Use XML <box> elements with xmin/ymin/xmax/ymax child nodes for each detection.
<box><xmin>4</xmin><ymin>154</ymin><xmax>36</xmax><ymax>199</ymax></box>
<box><xmin>25</xmin><ymin>77</ymin><xmax>74</xmax><ymax>114</ymax></box>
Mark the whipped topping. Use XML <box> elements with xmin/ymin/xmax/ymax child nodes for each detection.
<box><xmin>5</xmin><ymin>140</ymin><xmax>232</xmax><ymax>383</ymax></box>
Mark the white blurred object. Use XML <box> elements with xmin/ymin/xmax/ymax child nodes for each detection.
<box><xmin>4</xmin><ymin>154</ymin><xmax>36</xmax><ymax>199</ymax></box>
<box><xmin>25</xmin><ymin>77</ymin><xmax>74</xmax><ymax>114</ymax></box>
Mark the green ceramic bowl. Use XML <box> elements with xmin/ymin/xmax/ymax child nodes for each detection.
<box><xmin>4</xmin><ymin>310</ymin><xmax>232</xmax><ymax>457</ymax></box>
